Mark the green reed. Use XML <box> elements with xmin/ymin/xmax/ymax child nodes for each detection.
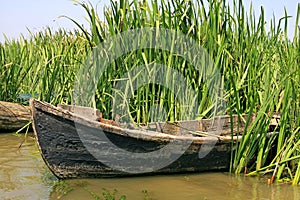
<box><xmin>0</xmin><ymin>0</ymin><xmax>299</xmax><ymax>184</ymax></box>
<box><xmin>71</xmin><ymin>0</ymin><xmax>299</xmax><ymax>183</ymax></box>
<box><xmin>0</xmin><ymin>28</ymin><xmax>88</xmax><ymax>104</ymax></box>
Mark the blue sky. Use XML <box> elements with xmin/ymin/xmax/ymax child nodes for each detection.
<box><xmin>0</xmin><ymin>0</ymin><xmax>299</xmax><ymax>42</ymax></box>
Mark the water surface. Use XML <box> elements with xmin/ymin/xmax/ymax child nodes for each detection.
<box><xmin>1</xmin><ymin>133</ymin><xmax>300</xmax><ymax>200</ymax></box>
<box><xmin>0</xmin><ymin>133</ymin><xmax>52</xmax><ymax>199</ymax></box>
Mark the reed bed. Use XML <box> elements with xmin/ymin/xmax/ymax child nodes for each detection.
<box><xmin>0</xmin><ymin>28</ymin><xmax>88</xmax><ymax>104</ymax></box>
<box><xmin>0</xmin><ymin>0</ymin><xmax>299</xmax><ymax>184</ymax></box>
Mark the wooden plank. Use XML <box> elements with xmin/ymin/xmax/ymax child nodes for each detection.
<box><xmin>57</xmin><ymin>104</ymin><xmax>101</xmax><ymax>121</ymax></box>
<box><xmin>0</xmin><ymin>101</ymin><xmax>31</xmax><ymax>131</ymax></box>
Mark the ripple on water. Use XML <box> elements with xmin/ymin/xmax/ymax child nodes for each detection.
<box><xmin>0</xmin><ymin>133</ymin><xmax>52</xmax><ymax>200</ymax></box>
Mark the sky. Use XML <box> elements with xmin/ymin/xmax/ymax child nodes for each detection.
<box><xmin>0</xmin><ymin>0</ymin><xmax>299</xmax><ymax>42</ymax></box>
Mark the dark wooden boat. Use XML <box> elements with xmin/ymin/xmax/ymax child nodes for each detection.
<box><xmin>30</xmin><ymin>99</ymin><xmax>277</xmax><ymax>179</ymax></box>
<box><xmin>0</xmin><ymin>101</ymin><xmax>31</xmax><ymax>131</ymax></box>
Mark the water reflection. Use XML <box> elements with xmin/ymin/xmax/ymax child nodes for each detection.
<box><xmin>1</xmin><ymin>133</ymin><xmax>300</xmax><ymax>200</ymax></box>
<box><xmin>50</xmin><ymin>173</ymin><xmax>300</xmax><ymax>200</ymax></box>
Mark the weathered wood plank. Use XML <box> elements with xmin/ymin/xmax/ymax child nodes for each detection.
<box><xmin>0</xmin><ymin>101</ymin><xmax>31</xmax><ymax>131</ymax></box>
<box><xmin>32</xmin><ymin>104</ymin><xmax>231</xmax><ymax>178</ymax></box>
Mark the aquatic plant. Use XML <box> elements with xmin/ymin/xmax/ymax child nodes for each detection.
<box><xmin>0</xmin><ymin>0</ymin><xmax>299</xmax><ymax>184</ymax></box>
<box><xmin>51</xmin><ymin>180</ymin><xmax>127</xmax><ymax>200</ymax></box>
<box><xmin>0</xmin><ymin>28</ymin><xmax>88</xmax><ymax>104</ymax></box>
<box><xmin>69</xmin><ymin>0</ymin><xmax>299</xmax><ymax>184</ymax></box>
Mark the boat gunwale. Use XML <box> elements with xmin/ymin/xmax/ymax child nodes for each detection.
<box><xmin>29</xmin><ymin>99</ymin><xmax>241</xmax><ymax>144</ymax></box>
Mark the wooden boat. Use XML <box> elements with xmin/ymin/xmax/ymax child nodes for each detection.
<box><xmin>30</xmin><ymin>99</ymin><xmax>277</xmax><ymax>179</ymax></box>
<box><xmin>0</xmin><ymin>101</ymin><xmax>31</xmax><ymax>131</ymax></box>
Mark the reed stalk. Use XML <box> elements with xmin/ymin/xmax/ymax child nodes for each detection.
<box><xmin>0</xmin><ymin>0</ymin><xmax>299</xmax><ymax>184</ymax></box>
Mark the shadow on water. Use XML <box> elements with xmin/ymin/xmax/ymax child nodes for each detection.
<box><xmin>1</xmin><ymin>133</ymin><xmax>300</xmax><ymax>200</ymax></box>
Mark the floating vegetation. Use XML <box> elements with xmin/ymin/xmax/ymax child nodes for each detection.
<box><xmin>51</xmin><ymin>180</ymin><xmax>126</xmax><ymax>200</ymax></box>
<box><xmin>51</xmin><ymin>180</ymin><xmax>74</xmax><ymax>199</ymax></box>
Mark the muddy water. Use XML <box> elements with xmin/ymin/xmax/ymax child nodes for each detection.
<box><xmin>1</xmin><ymin>133</ymin><xmax>300</xmax><ymax>200</ymax></box>
<box><xmin>0</xmin><ymin>133</ymin><xmax>52</xmax><ymax>199</ymax></box>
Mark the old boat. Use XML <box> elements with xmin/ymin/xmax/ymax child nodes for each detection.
<box><xmin>0</xmin><ymin>101</ymin><xmax>31</xmax><ymax>131</ymax></box>
<box><xmin>30</xmin><ymin>99</ymin><xmax>277</xmax><ymax>179</ymax></box>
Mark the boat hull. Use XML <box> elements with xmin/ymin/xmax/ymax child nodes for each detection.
<box><xmin>31</xmin><ymin>100</ymin><xmax>231</xmax><ymax>179</ymax></box>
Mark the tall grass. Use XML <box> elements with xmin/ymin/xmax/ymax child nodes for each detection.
<box><xmin>0</xmin><ymin>28</ymin><xmax>88</xmax><ymax>104</ymax></box>
<box><xmin>0</xmin><ymin>0</ymin><xmax>299</xmax><ymax>184</ymax></box>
